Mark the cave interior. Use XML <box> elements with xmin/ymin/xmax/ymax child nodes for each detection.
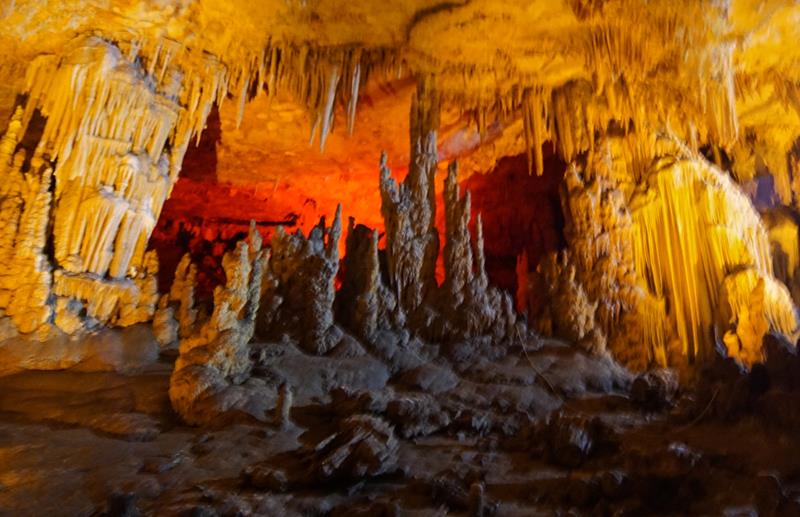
<box><xmin>2</xmin><ymin>1</ymin><xmax>800</xmax><ymax>515</ymax></box>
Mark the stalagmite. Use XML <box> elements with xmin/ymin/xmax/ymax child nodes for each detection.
<box><xmin>169</xmin><ymin>253</ymin><xmax>200</xmax><ymax>339</ymax></box>
<box><xmin>534</xmin><ymin>252</ymin><xmax>606</xmax><ymax>356</ymax></box>
<box><xmin>3</xmin><ymin>156</ymin><xmax>54</xmax><ymax>334</ymax></box>
<box><xmin>276</xmin><ymin>383</ymin><xmax>294</xmax><ymax>430</ymax></box>
<box><xmin>551</xmin><ymin>137</ymin><xmax>659</xmax><ymax>368</ymax></box>
<box><xmin>336</xmin><ymin>219</ymin><xmax>403</xmax><ymax>341</ymax></box>
<box><xmin>152</xmin><ymin>296</ymin><xmax>179</xmax><ymax>349</ymax></box>
<box><xmin>443</xmin><ymin>162</ymin><xmax>474</xmax><ymax>305</ymax></box>
<box><xmin>169</xmin><ymin>228</ymin><xmax>268</xmax><ymax>425</ymax></box>
<box><xmin>380</xmin><ymin>75</ymin><xmax>440</xmax><ymax>314</ymax></box>
<box><xmin>258</xmin><ymin>205</ymin><xmax>343</xmax><ymax>354</ymax></box>
<box><xmin>400</xmin><ymin>158</ymin><xmax>521</xmax><ymax>349</ymax></box>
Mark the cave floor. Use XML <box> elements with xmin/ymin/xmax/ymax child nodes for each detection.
<box><xmin>0</xmin><ymin>340</ymin><xmax>799</xmax><ymax>516</ymax></box>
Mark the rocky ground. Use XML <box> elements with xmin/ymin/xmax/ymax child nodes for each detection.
<box><xmin>0</xmin><ymin>334</ymin><xmax>799</xmax><ymax>516</ymax></box>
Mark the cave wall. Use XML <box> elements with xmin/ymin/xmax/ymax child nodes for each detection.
<box><xmin>462</xmin><ymin>148</ymin><xmax>566</xmax><ymax>296</ymax></box>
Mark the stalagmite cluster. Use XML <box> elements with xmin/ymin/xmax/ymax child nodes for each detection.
<box><xmin>434</xmin><ymin>162</ymin><xmax>519</xmax><ymax>346</ymax></box>
<box><xmin>258</xmin><ymin>206</ymin><xmax>343</xmax><ymax>354</ymax></box>
<box><xmin>379</xmin><ymin>77</ymin><xmax>441</xmax><ymax>315</ymax></box>
<box><xmin>162</xmin><ymin>74</ymin><xmax>532</xmax><ymax>422</ymax></box>
<box><xmin>169</xmin><ymin>224</ymin><xmax>268</xmax><ymax>425</ymax></box>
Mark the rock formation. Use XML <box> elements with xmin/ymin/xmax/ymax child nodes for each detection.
<box><xmin>336</xmin><ymin>219</ymin><xmax>403</xmax><ymax>342</ymax></box>
<box><xmin>555</xmin><ymin>138</ymin><xmax>663</xmax><ymax>369</ymax></box>
<box><xmin>431</xmin><ymin>162</ymin><xmax>519</xmax><ymax>347</ymax></box>
<box><xmin>169</xmin><ymin>224</ymin><xmax>269</xmax><ymax>425</ymax></box>
<box><xmin>5</xmin><ymin>4</ymin><xmax>800</xmax><ymax>514</ymax></box>
<box><xmin>379</xmin><ymin>76</ymin><xmax>440</xmax><ymax>315</ymax></box>
<box><xmin>258</xmin><ymin>206</ymin><xmax>343</xmax><ymax>354</ymax></box>
<box><xmin>630</xmin><ymin>146</ymin><xmax>800</xmax><ymax>368</ymax></box>
<box><xmin>0</xmin><ymin>35</ymin><xmax>223</xmax><ymax>338</ymax></box>
<box><xmin>534</xmin><ymin>251</ymin><xmax>606</xmax><ymax>356</ymax></box>
<box><xmin>527</xmin><ymin>132</ymin><xmax>800</xmax><ymax>371</ymax></box>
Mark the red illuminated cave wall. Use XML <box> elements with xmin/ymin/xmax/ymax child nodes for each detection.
<box><xmin>149</xmin><ymin>106</ymin><xmax>292</xmax><ymax>298</ymax></box>
<box><xmin>151</xmin><ymin>102</ymin><xmax>566</xmax><ymax>307</ymax></box>
<box><xmin>149</xmin><ymin>104</ymin><xmax>397</xmax><ymax>299</ymax></box>
<box><xmin>461</xmin><ymin>146</ymin><xmax>566</xmax><ymax>297</ymax></box>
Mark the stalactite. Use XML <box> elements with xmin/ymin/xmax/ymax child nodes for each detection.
<box><xmin>765</xmin><ymin>210</ymin><xmax>800</xmax><ymax>303</ymax></box>
<box><xmin>630</xmin><ymin>142</ymin><xmax>799</xmax><ymax>366</ymax></box>
<box><xmin>116</xmin><ymin>250</ymin><xmax>161</xmax><ymax>327</ymax></box>
<box><xmin>0</xmin><ymin>35</ymin><xmax>229</xmax><ymax>336</ymax></box>
<box><xmin>522</xmin><ymin>87</ymin><xmax>550</xmax><ymax>175</ymax></box>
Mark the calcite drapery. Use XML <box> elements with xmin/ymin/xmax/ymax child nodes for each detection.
<box><xmin>631</xmin><ymin>149</ymin><xmax>800</xmax><ymax>366</ymax></box>
<box><xmin>531</xmin><ymin>131</ymin><xmax>799</xmax><ymax>370</ymax></box>
<box><xmin>0</xmin><ymin>35</ymin><xmax>225</xmax><ymax>336</ymax></box>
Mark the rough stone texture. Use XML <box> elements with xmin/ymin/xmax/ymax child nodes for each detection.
<box><xmin>379</xmin><ymin>75</ymin><xmax>440</xmax><ymax>315</ymax></box>
<box><xmin>631</xmin><ymin>368</ymin><xmax>679</xmax><ymax>410</ymax></box>
<box><xmin>169</xmin><ymin>224</ymin><xmax>269</xmax><ymax>425</ymax></box>
<box><xmin>254</xmin><ymin>340</ymin><xmax>391</xmax><ymax>407</ymax></box>
<box><xmin>335</xmin><ymin>219</ymin><xmax>403</xmax><ymax>342</ymax></box>
<box><xmin>0</xmin><ymin>324</ymin><xmax>159</xmax><ymax>376</ymax></box>
<box><xmin>311</xmin><ymin>414</ymin><xmax>399</xmax><ymax>482</ymax></box>
<box><xmin>385</xmin><ymin>394</ymin><xmax>451</xmax><ymax>438</ymax></box>
<box><xmin>258</xmin><ymin>205</ymin><xmax>342</xmax><ymax>355</ymax></box>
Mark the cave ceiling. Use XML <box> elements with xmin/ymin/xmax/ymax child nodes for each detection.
<box><xmin>4</xmin><ymin>0</ymin><xmax>800</xmax><ymax>296</ymax></box>
<box><xmin>3</xmin><ymin>0</ymin><xmax>800</xmax><ymax>139</ymax></box>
